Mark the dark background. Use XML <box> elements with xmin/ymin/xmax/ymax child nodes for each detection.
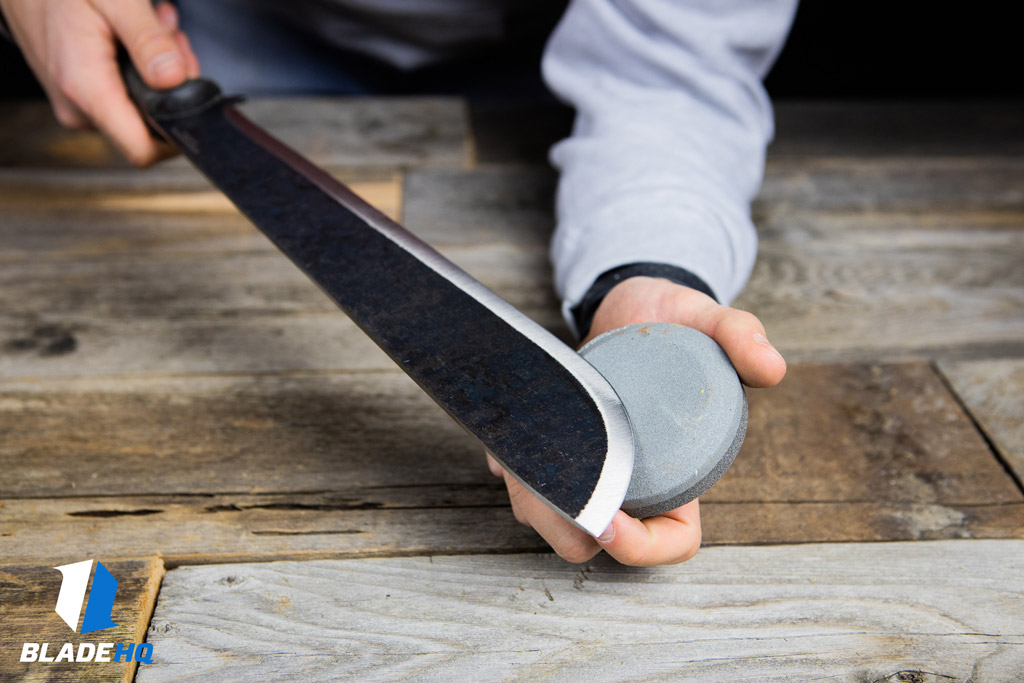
<box><xmin>1</xmin><ymin>2</ymin><xmax>1020</xmax><ymax>102</ymax></box>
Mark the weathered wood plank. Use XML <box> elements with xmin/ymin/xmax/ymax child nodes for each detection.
<box><xmin>711</xmin><ymin>363</ymin><xmax>1022</xmax><ymax>505</ymax></box>
<box><xmin>4</xmin><ymin>162</ymin><xmax>1021</xmax><ymax>374</ymax></box>
<box><xmin>757</xmin><ymin>156</ymin><xmax>1024</xmax><ymax>212</ymax></box>
<box><xmin>403</xmin><ymin>167</ymin><xmax>556</xmax><ymax>245</ymax></box>
<box><xmin>939</xmin><ymin>359</ymin><xmax>1024</xmax><ymax>487</ymax></box>
<box><xmin>1</xmin><ymin>364</ymin><xmax>1019</xmax><ymax>564</ymax></box>
<box><xmin>734</xmin><ymin>240</ymin><xmax>1024</xmax><ymax>362</ymax></box>
<box><xmin>3</xmin><ymin>233</ymin><xmax>1021</xmax><ymax>374</ymax></box>
<box><xmin>1</xmin><ymin>493</ymin><xmax>1019</xmax><ymax>566</ymax></box>
<box><xmin>0</xmin><ymin>244</ymin><xmax>564</xmax><ymax>379</ymax></box>
<box><xmin>0</xmin><ymin>557</ymin><xmax>164</xmax><ymax>683</ymax></box>
<box><xmin>136</xmin><ymin>541</ymin><xmax>1024</xmax><ymax>682</ymax></box>
<box><xmin>0</xmin><ymin>244</ymin><xmax>553</xmax><ymax>322</ymax></box>
<box><xmin>404</xmin><ymin>161</ymin><xmax>1024</xmax><ymax>242</ymax></box>
<box><xmin>0</xmin><ymin>493</ymin><xmax>548</xmax><ymax>566</ymax></box>
<box><xmin>6</xmin><ymin>159</ymin><xmax>1020</xmax><ymax>258</ymax></box>
<box><xmin>0</xmin><ymin>172</ymin><xmax>402</xmax><ymax>262</ymax></box>
<box><xmin>0</xmin><ymin>372</ymin><xmax>484</xmax><ymax>498</ymax></box>
<box><xmin>0</xmin><ymin>98</ymin><xmax>471</xmax><ymax>169</ymax></box>
<box><xmin>0</xmin><ymin>364</ymin><xmax>1014</xmax><ymax>504</ymax></box>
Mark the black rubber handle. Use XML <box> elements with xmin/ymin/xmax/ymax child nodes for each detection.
<box><xmin>118</xmin><ymin>48</ymin><xmax>224</xmax><ymax>137</ymax></box>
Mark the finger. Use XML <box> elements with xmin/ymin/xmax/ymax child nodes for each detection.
<box><xmin>484</xmin><ymin>453</ymin><xmax>504</xmax><ymax>478</ymax></box>
<box><xmin>708</xmin><ymin>307</ymin><xmax>787</xmax><ymax>388</ymax></box>
<box><xmin>649</xmin><ymin>287</ymin><xmax>786</xmax><ymax>388</ymax></box>
<box><xmin>95</xmin><ymin>0</ymin><xmax>187</xmax><ymax>89</ymax></box>
<box><xmin>174</xmin><ymin>30</ymin><xmax>201</xmax><ymax>78</ymax></box>
<box><xmin>49</xmin><ymin>95</ymin><xmax>93</xmax><ymax>131</ymax></box>
<box><xmin>66</xmin><ymin>45</ymin><xmax>173</xmax><ymax>167</ymax></box>
<box><xmin>503</xmin><ymin>473</ymin><xmax>602</xmax><ymax>563</ymax></box>
<box><xmin>596</xmin><ymin>501</ymin><xmax>702</xmax><ymax>566</ymax></box>
<box><xmin>156</xmin><ymin>2</ymin><xmax>202</xmax><ymax>78</ymax></box>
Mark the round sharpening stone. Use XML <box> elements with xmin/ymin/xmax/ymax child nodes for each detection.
<box><xmin>578</xmin><ymin>323</ymin><xmax>747</xmax><ymax>518</ymax></box>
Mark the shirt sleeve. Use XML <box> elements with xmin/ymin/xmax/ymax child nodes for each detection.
<box><xmin>542</xmin><ymin>0</ymin><xmax>798</xmax><ymax>335</ymax></box>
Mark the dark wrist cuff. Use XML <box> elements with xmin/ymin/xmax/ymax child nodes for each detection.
<box><xmin>571</xmin><ymin>262</ymin><xmax>718</xmax><ymax>340</ymax></box>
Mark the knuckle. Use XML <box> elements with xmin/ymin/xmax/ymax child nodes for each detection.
<box><xmin>733</xmin><ymin>309</ymin><xmax>760</xmax><ymax>330</ymax></box>
<box><xmin>129</xmin><ymin>28</ymin><xmax>173</xmax><ymax>60</ymax></box>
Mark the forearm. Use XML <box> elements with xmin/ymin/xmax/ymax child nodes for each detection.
<box><xmin>543</xmin><ymin>0</ymin><xmax>798</xmax><ymax>335</ymax></box>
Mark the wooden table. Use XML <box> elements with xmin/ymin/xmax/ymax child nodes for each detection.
<box><xmin>1</xmin><ymin>99</ymin><xmax>1023</xmax><ymax>681</ymax></box>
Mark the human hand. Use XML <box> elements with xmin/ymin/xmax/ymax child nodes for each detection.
<box><xmin>0</xmin><ymin>0</ymin><xmax>200</xmax><ymax>166</ymax></box>
<box><xmin>487</xmin><ymin>276</ymin><xmax>787</xmax><ymax>565</ymax></box>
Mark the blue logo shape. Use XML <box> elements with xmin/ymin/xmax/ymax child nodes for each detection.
<box><xmin>80</xmin><ymin>562</ymin><xmax>119</xmax><ymax>633</ymax></box>
<box><xmin>54</xmin><ymin>560</ymin><xmax>119</xmax><ymax>633</ymax></box>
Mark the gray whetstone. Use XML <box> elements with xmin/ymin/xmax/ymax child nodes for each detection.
<box><xmin>579</xmin><ymin>323</ymin><xmax>747</xmax><ymax>518</ymax></box>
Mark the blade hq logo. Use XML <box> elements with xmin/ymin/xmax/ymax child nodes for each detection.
<box><xmin>20</xmin><ymin>560</ymin><xmax>154</xmax><ymax>665</ymax></box>
<box><xmin>55</xmin><ymin>559</ymin><xmax>119</xmax><ymax>634</ymax></box>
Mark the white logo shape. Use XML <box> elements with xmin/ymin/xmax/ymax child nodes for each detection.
<box><xmin>54</xmin><ymin>560</ymin><xmax>94</xmax><ymax>631</ymax></box>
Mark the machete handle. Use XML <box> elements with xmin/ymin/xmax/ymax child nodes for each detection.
<box><xmin>118</xmin><ymin>47</ymin><xmax>227</xmax><ymax>139</ymax></box>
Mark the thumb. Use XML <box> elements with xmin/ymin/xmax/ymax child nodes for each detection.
<box><xmin>96</xmin><ymin>0</ymin><xmax>186</xmax><ymax>89</ymax></box>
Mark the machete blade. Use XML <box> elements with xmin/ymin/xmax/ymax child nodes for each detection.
<box><xmin>123</xmin><ymin>70</ymin><xmax>634</xmax><ymax>536</ymax></box>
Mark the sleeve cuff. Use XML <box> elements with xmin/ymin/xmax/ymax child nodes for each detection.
<box><xmin>570</xmin><ymin>262</ymin><xmax>718</xmax><ymax>340</ymax></box>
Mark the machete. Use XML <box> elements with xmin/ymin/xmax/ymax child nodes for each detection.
<box><xmin>121</xmin><ymin>66</ymin><xmax>633</xmax><ymax>536</ymax></box>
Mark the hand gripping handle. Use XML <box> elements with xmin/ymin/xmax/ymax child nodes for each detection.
<box><xmin>118</xmin><ymin>48</ymin><xmax>226</xmax><ymax>137</ymax></box>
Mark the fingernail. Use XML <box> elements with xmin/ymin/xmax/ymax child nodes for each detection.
<box><xmin>597</xmin><ymin>522</ymin><xmax>615</xmax><ymax>543</ymax></box>
<box><xmin>753</xmin><ymin>333</ymin><xmax>785</xmax><ymax>361</ymax></box>
<box><xmin>148</xmin><ymin>51</ymin><xmax>183</xmax><ymax>81</ymax></box>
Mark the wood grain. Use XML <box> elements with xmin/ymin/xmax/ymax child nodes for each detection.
<box><xmin>0</xmin><ymin>245</ymin><xmax>563</xmax><ymax>380</ymax></box>
<box><xmin>403</xmin><ymin>167</ymin><xmax>556</xmax><ymax>246</ymax></box>
<box><xmin>0</xmin><ymin>492</ymin><xmax>548</xmax><ymax>567</ymax></box>
<box><xmin>0</xmin><ymin>557</ymin><xmax>164</xmax><ymax>683</ymax></box>
<box><xmin>0</xmin><ymin>169</ymin><xmax>403</xmax><ymax>263</ymax></box>
<box><xmin>757</xmin><ymin>156</ymin><xmax>1024</xmax><ymax>211</ymax></box>
<box><xmin>1</xmin><ymin>493</ymin><xmax>1019</xmax><ymax>567</ymax></box>
<box><xmin>736</xmin><ymin>239</ymin><xmax>1024</xmax><ymax>362</ymax></box>
<box><xmin>0</xmin><ymin>98</ymin><xmax>471</xmax><ymax>170</ymax></box>
<box><xmin>0</xmin><ymin>372</ymin><xmax>485</xmax><ymax>498</ymax></box>
<box><xmin>2</xmin><ymin>160</ymin><xmax>1021</xmax><ymax>372</ymax></box>
<box><xmin>135</xmin><ymin>541</ymin><xmax>1024</xmax><ymax>682</ymax></box>
<box><xmin>0</xmin><ymin>364</ymin><xmax>1012</xmax><ymax>503</ymax></box>
<box><xmin>939</xmin><ymin>359</ymin><xmax>1024</xmax><ymax>487</ymax></box>
<box><xmin>709</xmin><ymin>363</ymin><xmax>1022</xmax><ymax>505</ymax></box>
<box><xmin>1</xmin><ymin>364</ymin><xmax>1019</xmax><ymax>564</ymax></box>
<box><xmin>2</xmin><ymin>97</ymin><xmax>1022</xmax><ymax>678</ymax></box>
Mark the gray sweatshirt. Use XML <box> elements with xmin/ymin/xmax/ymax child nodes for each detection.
<box><xmin>544</xmin><ymin>0</ymin><xmax>797</xmax><ymax>332</ymax></box>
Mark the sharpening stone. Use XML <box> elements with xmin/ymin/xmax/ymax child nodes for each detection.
<box><xmin>578</xmin><ymin>322</ymin><xmax>747</xmax><ymax>518</ymax></box>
